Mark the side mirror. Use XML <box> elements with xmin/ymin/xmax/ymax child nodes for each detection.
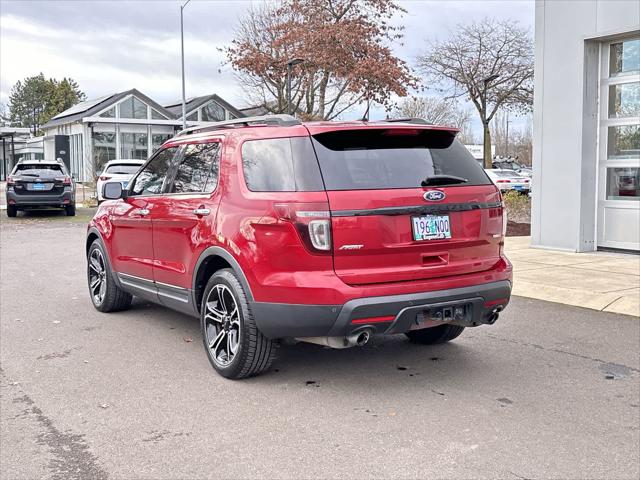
<box><xmin>103</xmin><ymin>181</ymin><xmax>126</xmax><ymax>200</ymax></box>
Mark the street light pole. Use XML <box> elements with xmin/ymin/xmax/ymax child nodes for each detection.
<box><xmin>180</xmin><ymin>0</ymin><xmax>191</xmax><ymax>130</ymax></box>
<box><xmin>482</xmin><ymin>74</ymin><xmax>499</xmax><ymax>168</ymax></box>
<box><xmin>505</xmin><ymin>113</ymin><xmax>511</xmax><ymax>157</ymax></box>
<box><xmin>286</xmin><ymin>58</ymin><xmax>304</xmax><ymax>116</ymax></box>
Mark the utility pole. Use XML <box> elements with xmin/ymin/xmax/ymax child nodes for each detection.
<box><xmin>505</xmin><ymin>112</ymin><xmax>511</xmax><ymax>157</ymax></box>
<box><xmin>180</xmin><ymin>0</ymin><xmax>191</xmax><ymax>130</ymax></box>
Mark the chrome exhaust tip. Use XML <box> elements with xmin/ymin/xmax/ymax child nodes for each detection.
<box><xmin>347</xmin><ymin>329</ymin><xmax>371</xmax><ymax>347</ymax></box>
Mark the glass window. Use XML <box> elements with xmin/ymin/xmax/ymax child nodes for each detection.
<box><xmin>152</xmin><ymin>133</ymin><xmax>172</xmax><ymax>151</ymax></box>
<box><xmin>120</xmin><ymin>132</ymin><xmax>148</xmax><ymax>160</ymax></box>
<box><xmin>606</xmin><ymin>167</ymin><xmax>640</xmax><ymax>200</ymax></box>
<box><xmin>312</xmin><ymin>130</ymin><xmax>491</xmax><ymax>190</ymax></box>
<box><xmin>170</xmin><ymin>143</ymin><xmax>220</xmax><ymax>193</ymax></box>
<box><xmin>92</xmin><ymin>131</ymin><xmax>117</xmax><ymax>175</ymax></box>
<box><xmin>151</xmin><ymin>109</ymin><xmax>165</xmax><ymax>120</ymax></box>
<box><xmin>13</xmin><ymin>164</ymin><xmax>63</xmax><ymax>176</ymax></box>
<box><xmin>130</xmin><ymin>147</ymin><xmax>178</xmax><ymax>196</ymax></box>
<box><xmin>105</xmin><ymin>163</ymin><xmax>142</xmax><ymax>175</ymax></box>
<box><xmin>99</xmin><ymin>107</ymin><xmax>115</xmax><ymax>118</ymax></box>
<box><xmin>610</xmin><ymin>39</ymin><xmax>640</xmax><ymax>77</ymax></box>
<box><xmin>201</xmin><ymin>102</ymin><xmax>225</xmax><ymax>122</ymax></box>
<box><xmin>608</xmin><ymin>82</ymin><xmax>640</xmax><ymax>118</ymax></box>
<box><xmin>608</xmin><ymin>125</ymin><xmax>640</xmax><ymax>159</ymax></box>
<box><xmin>119</xmin><ymin>97</ymin><xmax>148</xmax><ymax>119</ymax></box>
<box><xmin>186</xmin><ymin>111</ymin><xmax>198</xmax><ymax>121</ymax></box>
<box><xmin>242</xmin><ymin>137</ymin><xmax>324</xmax><ymax>192</ymax></box>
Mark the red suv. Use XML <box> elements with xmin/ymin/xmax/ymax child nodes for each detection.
<box><xmin>87</xmin><ymin>115</ymin><xmax>512</xmax><ymax>379</ymax></box>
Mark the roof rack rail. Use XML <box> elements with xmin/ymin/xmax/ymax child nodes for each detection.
<box><xmin>381</xmin><ymin>117</ymin><xmax>431</xmax><ymax>125</ymax></box>
<box><xmin>177</xmin><ymin>114</ymin><xmax>301</xmax><ymax>136</ymax></box>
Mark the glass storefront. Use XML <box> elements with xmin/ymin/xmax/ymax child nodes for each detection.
<box><xmin>152</xmin><ymin>132</ymin><xmax>172</xmax><ymax>153</ymax></box>
<box><xmin>598</xmin><ymin>37</ymin><xmax>640</xmax><ymax>250</ymax></box>
<box><xmin>92</xmin><ymin>131</ymin><xmax>117</xmax><ymax>175</ymax></box>
<box><xmin>120</xmin><ymin>132</ymin><xmax>148</xmax><ymax>159</ymax></box>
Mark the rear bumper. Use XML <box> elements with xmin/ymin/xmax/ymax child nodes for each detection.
<box><xmin>6</xmin><ymin>190</ymin><xmax>74</xmax><ymax>207</ymax></box>
<box><xmin>251</xmin><ymin>280</ymin><xmax>511</xmax><ymax>339</ymax></box>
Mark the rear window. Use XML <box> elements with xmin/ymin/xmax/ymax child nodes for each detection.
<box><xmin>13</xmin><ymin>164</ymin><xmax>64</xmax><ymax>177</ymax></box>
<box><xmin>105</xmin><ymin>164</ymin><xmax>141</xmax><ymax>175</ymax></box>
<box><xmin>241</xmin><ymin>137</ymin><xmax>324</xmax><ymax>192</ymax></box>
<box><xmin>312</xmin><ymin>129</ymin><xmax>491</xmax><ymax>190</ymax></box>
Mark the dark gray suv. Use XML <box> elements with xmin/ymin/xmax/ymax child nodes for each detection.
<box><xmin>5</xmin><ymin>160</ymin><xmax>76</xmax><ymax>217</ymax></box>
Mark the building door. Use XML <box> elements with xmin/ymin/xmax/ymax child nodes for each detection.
<box><xmin>597</xmin><ymin>37</ymin><xmax>640</xmax><ymax>251</ymax></box>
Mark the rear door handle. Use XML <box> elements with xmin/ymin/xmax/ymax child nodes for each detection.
<box><xmin>136</xmin><ymin>208</ymin><xmax>150</xmax><ymax>216</ymax></box>
<box><xmin>193</xmin><ymin>208</ymin><xmax>210</xmax><ymax>216</ymax></box>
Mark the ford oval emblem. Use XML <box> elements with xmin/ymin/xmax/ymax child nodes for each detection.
<box><xmin>423</xmin><ymin>190</ymin><xmax>446</xmax><ymax>202</ymax></box>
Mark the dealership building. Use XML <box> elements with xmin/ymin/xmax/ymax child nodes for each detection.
<box><xmin>533</xmin><ymin>1</ymin><xmax>639</xmax><ymax>252</ymax></box>
<box><xmin>41</xmin><ymin>89</ymin><xmax>243</xmax><ymax>182</ymax></box>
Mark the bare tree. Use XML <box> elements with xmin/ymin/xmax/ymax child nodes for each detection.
<box><xmin>392</xmin><ymin>96</ymin><xmax>473</xmax><ymax>142</ymax></box>
<box><xmin>417</xmin><ymin>19</ymin><xmax>534</xmax><ymax>167</ymax></box>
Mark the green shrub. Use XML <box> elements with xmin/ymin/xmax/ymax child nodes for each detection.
<box><xmin>502</xmin><ymin>190</ymin><xmax>531</xmax><ymax>223</ymax></box>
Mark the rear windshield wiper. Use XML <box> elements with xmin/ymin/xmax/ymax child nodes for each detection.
<box><xmin>421</xmin><ymin>175</ymin><xmax>468</xmax><ymax>186</ymax></box>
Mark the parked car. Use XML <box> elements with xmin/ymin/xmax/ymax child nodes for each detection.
<box><xmin>87</xmin><ymin>115</ymin><xmax>512</xmax><ymax>379</ymax></box>
<box><xmin>492</xmin><ymin>159</ymin><xmax>533</xmax><ymax>178</ymax></box>
<box><xmin>485</xmin><ymin>168</ymin><xmax>531</xmax><ymax>194</ymax></box>
<box><xmin>5</xmin><ymin>159</ymin><xmax>75</xmax><ymax>217</ymax></box>
<box><xmin>96</xmin><ymin>159</ymin><xmax>145</xmax><ymax>202</ymax></box>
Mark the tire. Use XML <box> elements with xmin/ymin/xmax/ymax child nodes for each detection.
<box><xmin>6</xmin><ymin>205</ymin><xmax>17</xmax><ymax>218</ymax></box>
<box><xmin>200</xmin><ymin>269</ymin><xmax>278</xmax><ymax>379</ymax></box>
<box><xmin>65</xmin><ymin>204</ymin><xmax>76</xmax><ymax>216</ymax></box>
<box><xmin>405</xmin><ymin>324</ymin><xmax>465</xmax><ymax>345</ymax></box>
<box><xmin>87</xmin><ymin>240</ymin><xmax>132</xmax><ymax>313</ymax></box>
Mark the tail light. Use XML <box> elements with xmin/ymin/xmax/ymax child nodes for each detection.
<box><xmin>55</xmin><ymin>176</ymin><xmax>72</xmax><ymax>185</ymax></box>
<box><xmin>6</xmin><ymin>176</ymin><xmax>15</xmax><ymax>186</ymax></box>
<box><xmin>274</xmin><ymin>202</ymin><xmax>332</xmax><ymax>254</ymax></box>
<box><xmin>496</xmin><ymin>179</ymin><xmax>512</xmax><ymax>184</ymax></box>
<box><xmin>99</xmin><ymin>175</ymin><xmax>111</xmax><ymax>181</ymax></box>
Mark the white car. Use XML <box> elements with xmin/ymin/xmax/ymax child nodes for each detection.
<box><xmin>97</xmin><ymin>159</ymin><xmax>145</xmax><ymax>202</ymax></box>
<box><xmin>485</xmin><ymin>168</ymin><xmax>531</xmax><ymax>194</ymax></box>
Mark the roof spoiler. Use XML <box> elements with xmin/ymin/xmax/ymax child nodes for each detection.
<box><xmin>177</xmin><ymin>114</ymin><xmax>301</xmax><ymax>136</ymax></box>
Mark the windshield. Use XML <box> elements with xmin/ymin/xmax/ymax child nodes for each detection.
<box><xmin>105</xmin><ymin>164</ymin><xmax>141</xmax><ymax>175</ymax></box>
<box><xmin>311</xmin><ymin>129</ymin><xmax>491</xmax><ymax>190</ymax></box>
<box><xmin>13</xmin><ymin>164</ymin><xmax>64</xmax><ymax>177</ymax></box>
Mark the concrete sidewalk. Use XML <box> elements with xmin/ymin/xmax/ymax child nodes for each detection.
<box><xmin>506</xmin><ymin>236</ymin><xmax>639</xmax><ymax>317</ymax></box>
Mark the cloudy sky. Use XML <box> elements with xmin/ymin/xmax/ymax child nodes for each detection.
<box><xmin>0</xmin><ymin>0</ymin><xmax>534</xmax><ymax>135</ymax></box>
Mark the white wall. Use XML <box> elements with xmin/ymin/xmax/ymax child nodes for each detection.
<box><xmin>532</xmin><ymin>0</ymin><xmax>640</xmax><ymax>251</ymax></box>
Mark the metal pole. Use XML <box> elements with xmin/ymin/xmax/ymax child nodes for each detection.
<box><xmin>180</xmin><ymin>0</ymin><xmax>191</xmax><ymax>130</ymax></box>
<box><xmin>482</xmin><ymin>82</ymin><xmax>488</xmax><ymax>167</ymax></box>
<box><xmin>505</xmin><ymin>113</ymin><xmax>510</xmax><ymax>156</ymax></box>
<box><xmin>286</xmin><ymin>63</ymin><xmax>292</xmax><ymax>115</ymax></box>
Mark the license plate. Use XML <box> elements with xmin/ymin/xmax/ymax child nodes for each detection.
<box><xmin>32</xmin><ymin>183</ymin><xmax>46</xmax><ymax>191</ymax></box>
<box><xmin>514</xmin><ymin>185</ymin><xmax>523</xmax><ymax>191</ymax></box>
<box><xmin>411</xmin><ymin>215</ymin><xmax>451</xmax><ymax>241</ymax></box>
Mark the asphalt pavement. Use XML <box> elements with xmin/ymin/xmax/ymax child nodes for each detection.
<box><xmin>1</xmin><ymin>213</ymin><xmax>639</xmax><ymax>479</ymax></box>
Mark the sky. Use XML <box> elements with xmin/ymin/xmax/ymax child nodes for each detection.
<box><xmin>0</xmin><ymin>0</ymin><xmax>535</xmax><ymax>138</ymax></box>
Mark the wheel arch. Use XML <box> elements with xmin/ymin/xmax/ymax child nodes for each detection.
<box><xmin>192</xmin><ymin>246</ymin><xmax>254</xmax><ymax>312</ymax></box>
<box><xmin>86</xmin><ymin>227</ymin><xmax>122</xmax><ymax>289</ymax></box>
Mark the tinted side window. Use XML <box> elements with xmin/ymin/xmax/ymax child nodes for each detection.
<box><xmin>130</xmin><ymin>147</ymin><xmax>178</xmax><ymax>196</ymax></box>
<box><xmin>170</xmin><ymin>143</ymin><xmax>220</xmax><ymax>194</ymax></box>
<box><xmin>241</xmin><ymin>137</ymin><xmax>324</xmax><ymax>192</ymax></box>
